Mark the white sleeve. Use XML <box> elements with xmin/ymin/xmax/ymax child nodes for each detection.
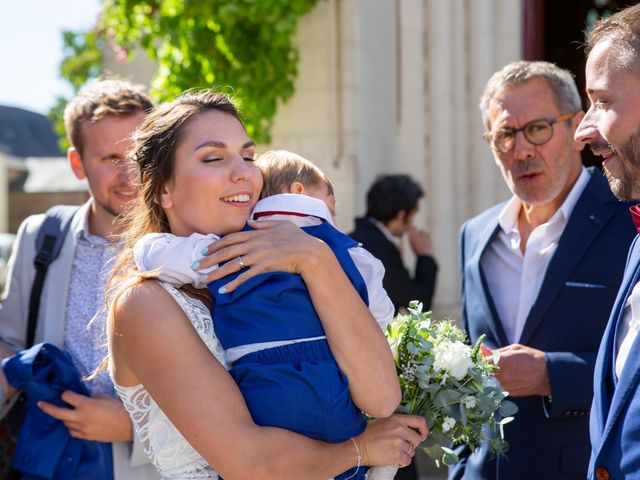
<box><xmin>133</xmin><ymin>232</ymin><xmax>220</xmax><ymax>289</ymax></box>
<box><xmin>349</xmin><ymin>246</ymin><xmax>395</xmax><ymax>330</ymax></box>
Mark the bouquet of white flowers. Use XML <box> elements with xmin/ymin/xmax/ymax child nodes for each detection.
<box><xmin>367</xmin><ymin>302</ymin><xmax>517</xmax><ymax>480</ymax></box>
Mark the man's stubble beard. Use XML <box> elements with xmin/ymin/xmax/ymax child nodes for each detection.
<box><xmin>96</xmin><ymin>193</ymin><xmax>133</xmax><ymax>222</ymax></box>
<box><xmin>604</xmin><ymin>128</ymin><xmax>640</xmax><ymax>201</ymax></box>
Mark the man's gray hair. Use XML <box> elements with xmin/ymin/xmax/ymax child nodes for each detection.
<box><xmin>479</xmin><ymin>61</ymin><xmax>581</xmax><ymax>130</ymax></box>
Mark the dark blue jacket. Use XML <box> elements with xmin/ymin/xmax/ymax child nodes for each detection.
<box><xmin>2</xmin><ymin>342</ymin><xmax>112</xmax><ymax>480</ymax></box>
<box><xmin>450</xmin><ymin>169</ymin><xmax>636</xmax><ymax>480</ymax></box>
<box><xmin>589</xmin><ymin>234</ymin><xmax>640</xmax><ymax>479</ymax></box>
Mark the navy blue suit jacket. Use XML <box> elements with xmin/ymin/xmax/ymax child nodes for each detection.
<box><xmin>450</xmin><ymin>169</ymin><xmax>636</xmax><ymax>480</ymax></box>
<box><xmin>349</xmin><ymin>217</ymin><xmax>438</xmax><ymax>311</ymax></box>
<box><xmin>589</xmin><ymin>234</ymin><xmax>640</xmax><ymax>479</ymax></box>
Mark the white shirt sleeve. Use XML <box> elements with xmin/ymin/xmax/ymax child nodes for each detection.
<box><xmin>615</xmin><ymin>281</ymin><xmax>640</xmax><ymax>378</ymax></box>
<box><xmin>133</xmin><ymin>232</ymin><xmax>220</xmax><ymax>289</ymax></box>
<box><xmin>349</xmin><ymin>246</ymin><xmax>395</xmax><ymax>330</ymax></box>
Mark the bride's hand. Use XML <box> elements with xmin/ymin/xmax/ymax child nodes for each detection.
<box><xmin>198</xmin><ymin>220</ymin><xmax>331</xmax><ymax>292</ymax></box>
<box><xmin>354</xmin><ymin>414</ymin><xmax>428</xmax><ymax>467</ymax></box>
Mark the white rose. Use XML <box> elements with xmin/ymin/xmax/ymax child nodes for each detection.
<box><xmin>432</xmin><ymin>341</ymin><xmax>474</xmax><ymax>380</ymax></box>
<box><xmin>462</xmin><ymin>395</ymin><xmax>476</xmax><ymax>409</ymax></box>
<box><xmin>442</xmin><ymin>416</ymin><xmax>456</xmax><ymax>433</ymax></box>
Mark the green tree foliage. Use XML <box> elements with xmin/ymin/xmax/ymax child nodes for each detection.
<box><xmin>51</xmin><ymin>0</ymin><xmax>319</xmax><ymax>146</ymax></box>
<box><xmin>49</xmin><ymin>29</ymin><xmax>106</xmax><ymax>150</ymax></box>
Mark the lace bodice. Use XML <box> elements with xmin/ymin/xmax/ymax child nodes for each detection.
<box><xmin>112</xmin><ymin>282</ymin><xmax>228</xmax><ymax>479</ymax></box>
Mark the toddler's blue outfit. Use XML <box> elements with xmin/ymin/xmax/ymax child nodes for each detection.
<box><xmin>134</xmin><ymin>194</ymin><xmax>395</xmax><ymax>480</ymax></box>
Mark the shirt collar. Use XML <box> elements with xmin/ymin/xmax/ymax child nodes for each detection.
<box><xmin>368</xmin><ymin>217</ymin><xmax>399</xmax><ymax>246</ymax></box>
<box><xmin>74</xmin><ymin>200</ymin><xmax>110</xmax><ymax>245</ymax></box>
<box><xmin>497</xmin><ymin>167</ymin><xmax>590</xmax><ymax>234</ymax></box>
<box><xmin>251</xmin><ymin>194</ymin><xmax>335</xmax><ymax>226</ymax></box>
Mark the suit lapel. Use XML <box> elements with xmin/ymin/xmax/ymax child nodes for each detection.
<box><xmin>467</xmin><ymin>217</ymin><xmax>510</xmax><ymax>346</ymax></box>
<box><xmin>519</xmin><ymin>173</ymin><xmax>615</xmax><ymax>344</ymax></box>
<box><xmin>591</xmin><ymin>247</ymin><xmax>639</xmax><ymax>445</ymax></box>
<box><xmin>592</xmin><ymin>304</ymin><xmax>618</xmax><ymax>444</ymax></box>
<box><xmin>597</xmin><ymin>239</ymin><xmax>640</xmax><ymax>448</ymax></box>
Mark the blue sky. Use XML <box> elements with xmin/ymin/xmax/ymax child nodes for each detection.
<box><xmin>1</xmin><ymin>0</ymin><xmax>102</xmax><ymax>115</ymax></box>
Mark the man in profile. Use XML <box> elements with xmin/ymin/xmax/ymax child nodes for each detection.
<box><xmin>350</xmin><ymin>174</ymin><xmax>438</xmax><ymax>312</ymax></box>
<box><xmin>574</xmin><ymin>4</ymin><xmax>640</xmax><ymax>478</ymax></box>
<box><xmin>350</xmin><ymin>174</ymin><xmax>437</xmax><ymax>480</ymax></box>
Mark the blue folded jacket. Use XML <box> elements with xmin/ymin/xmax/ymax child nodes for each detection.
<box><xmin>2</xmin><ymin>342</ymin><xmax>113</xmax><ymax>480</ymax></box>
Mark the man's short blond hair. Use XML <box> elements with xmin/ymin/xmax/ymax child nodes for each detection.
<box><xmin>586</xmin><ymin>3</ymin><xmax>640</xmax><ymax>71</ymax></box>
<box><xmin>255</xmin><ymin>150</ymin><xmax>334</xmax><ymax>198</ymax></box>
<box><xmin>63</xmin><ymin>78</ymin><xmax>152</xmax><ymax>155</ymax></box>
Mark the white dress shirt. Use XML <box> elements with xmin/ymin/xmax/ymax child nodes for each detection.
<box><xmin>615</xmin><ymin>282</ymin><xmax>640</xmax><ymax>378</ymax></box>
<box><xmin>481</xmin><ymin>168</ymin><xmax>590</xmax><ymax>344</ymax></box>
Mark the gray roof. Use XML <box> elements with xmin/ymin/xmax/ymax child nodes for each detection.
<box><xmin>0</xmin><ymin>105</ymin><xmax>62</xmax><ymax>157</ymax></box>
<box><xmin>22</xmin><ymin>157</ymin><xmax>87</xmax><ymax>193</ymax></box>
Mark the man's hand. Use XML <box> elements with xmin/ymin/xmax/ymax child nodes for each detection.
<box><xmin>38</xmin><ymin>391</ymin><xmax>133</xmax><ymax>442</ymax></box>
<box><xmin>482</xmin><ymin>343</ymin><xmax>551</xmax><ymax>397</ymax></box>
<box><xmin>407</xmin><ymin>226</ymin><xmax>432</xmax><ymax>256</ymax></box>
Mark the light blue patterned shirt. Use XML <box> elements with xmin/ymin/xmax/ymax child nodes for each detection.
<box><xmin>63</xmin><ymin>209</ymin><xmax>120</xmax><ymax>396</ymax></box>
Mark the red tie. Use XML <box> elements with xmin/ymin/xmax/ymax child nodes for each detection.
<box><xmin>630</xmin><ymin>205</ymin><xmax>640</xmax><ymax>233</ymax></box>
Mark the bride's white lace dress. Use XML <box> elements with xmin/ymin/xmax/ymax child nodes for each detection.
<box><xmin>111</xmin><ymin>282</ymin><xmax>227</xmax><ymax>479</ymax></box>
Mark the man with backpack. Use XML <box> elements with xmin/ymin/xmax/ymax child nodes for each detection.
<box><xmin>0</xmin><ymin>79</ymin><xmax>159</xmax><ymax>479</ymax></box>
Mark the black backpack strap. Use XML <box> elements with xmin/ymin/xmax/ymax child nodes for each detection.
<box><xmin>26</xmin><ymin>205</ymin><xmax>79</xmax><ymax>347</ymax></box>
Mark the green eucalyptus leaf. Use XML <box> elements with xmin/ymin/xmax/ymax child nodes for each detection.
<box><xmin>441</xmin><ymin>447</ymin><xmax>459</xmax><ymax>466</ymax></box>
<box><xmin>498</xmin><ymin>400</ymin><xmax>519</xmax><ymax>417</ymax></box>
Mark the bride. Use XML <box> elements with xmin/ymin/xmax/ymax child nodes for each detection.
<box><xmin>107</xmin><ymin>89</ymin><xmax>427</xmax><ymax>479</ymax></box>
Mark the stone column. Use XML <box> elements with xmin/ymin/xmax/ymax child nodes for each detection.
<box><xmin>264</xmin><ymin>0</ymin><xmax>524</xmax><ymax>319</ymax></box>
<box><xmin>421</xmin><ymin>0</ymin><xmax>522</xmax><ymax>317</ymax></box>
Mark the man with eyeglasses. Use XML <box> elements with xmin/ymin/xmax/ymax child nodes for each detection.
<box><xmin>450</xmin><ymin>61</ymin><xmax>636</xmax><ymax>480</ymax></box>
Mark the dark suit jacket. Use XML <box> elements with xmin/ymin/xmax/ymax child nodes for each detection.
<box><xmin>349</xmin><ymin>218</ymin><xmax>438</xmax><ymax>311</ymax></box>
<box><xmin>451</xmin><ymin>169</ymin><xmax>636</xmax><ymax>480</ymax></box>
<box><xmin>589</xmin><ymin>234</ymin><xmax>640</xmax><ymax>479</ymax></box>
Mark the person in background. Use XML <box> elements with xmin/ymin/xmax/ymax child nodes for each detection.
<box><xmin>574</xmin><ymin>4</ymin><xmax>640</xmax><ymax>478</ymax></box>
<box><xmin>452</xmin><ymin>60</ymin><xmax>636</xmax><ymax>480</ymax></box>
<box><xmin>0</xmin><ymin>79</ymin><xmax>159</xmax><ymax>479</ymax></box>
<box><xmin>349</xmin><ymin>174</ymin><xmax>438</xmax><ymax>313</ymax></box>
<box><xmin>349</xmin><ymin>173</ymin><xmax>436</xmax><ymax>480</ymax></box>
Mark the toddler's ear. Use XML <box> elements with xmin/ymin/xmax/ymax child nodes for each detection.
<box><xmin>288</xmin><ymin>182</ymin><xmax>305</xmax><ymax>195</ymax></box>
